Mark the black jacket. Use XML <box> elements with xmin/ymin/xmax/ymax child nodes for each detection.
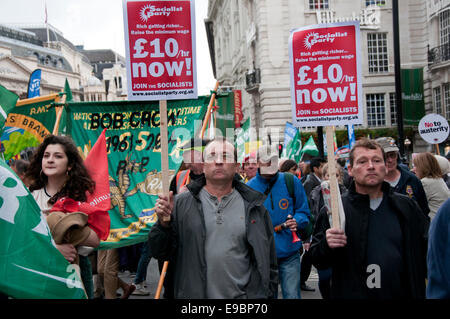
<box><xmin>310</xmin><ymin>181</ymin><xmax>429</xmax><ymax>299</ymax></box>
<box><xmin>149</xmin><ymin>175</ymin><xmax>278</xmax><ymax>299</ymax></box>
<box><xmin>394</xmin><ymin>165</ymin><xmax>430</xmax><ymax>216</ymax></box>
<box><xmin>303</xmin><ymin>173</ymin><xmax>321</xmax><ymax>198</ymax></box>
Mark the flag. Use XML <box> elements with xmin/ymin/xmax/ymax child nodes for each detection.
<box><xmin>27</xmin><ymin>69</ymin><xmax>42</xmax><ymax>98</ymax></box>
<box><xmin>300</xmin><ymin>136</ymin><xmax>319</xmax><ymax>158</ymax></box>
<box><xmin>286</xmin><ymin>129</ymin><xmax>302</xmax><ymax>162</ymax></box>
<box><xmin>348</xmin><ymin>124</ymin><xmax>356</xmax><ymax>149</ymax></box>
<box><xmin>51</xmin><ymin>129</ymin><xmax>111</xmax><ymax>241</ymax></box>
<box><xmin>0</xmin><ymin>161</ymin><xmax>87</xmax><ymax>299</ymax></box>
<box><xmin>64</xmin><ymin>78</ymin><xmax>73</xmax><ymax>102</ymax></box>
<box><xmin>282</xmin><ymin>122</ymin><xmax>299</xmax><ymax>158</ymax></box>
<box><xmin>0</xmin><ymin>85</ymin><xmax>19</xmax><ymax>128</ymax></box>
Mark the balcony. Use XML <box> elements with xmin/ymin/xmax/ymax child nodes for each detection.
<box><xmin>245</xmin><ymin>68</ymin><xmax>260</xmax><ymax>93</ymax></box>
<box><xmin>428</xmin><ymin>43</ymin><xmax>450</xmax><ymax>67</ymax></box>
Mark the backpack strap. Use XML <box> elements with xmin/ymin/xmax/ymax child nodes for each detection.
<box><xmin>284</xmin><ymin>172</ymin><xmax>296</xmax><ymax>209</ymax></box>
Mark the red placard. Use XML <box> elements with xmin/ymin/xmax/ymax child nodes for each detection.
<box><xmin>123</xmin><ymin>0</ymin><xmax>197</xmax><ymax>100</ymax></box>
<box><xmin>234</xmin><ymin>89</ymin><xmax>243</xmax><ymax>128</ymax></box>
<box><xmin>289</xmin><ymin>22</ymin><xmax>362</xmax><ymax>127</ymax></box>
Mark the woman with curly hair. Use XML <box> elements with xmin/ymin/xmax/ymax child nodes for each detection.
<box><xmin>412</xmin><ymin>152</ymin><xmax>450</xmax><ymax>220</ymax></box>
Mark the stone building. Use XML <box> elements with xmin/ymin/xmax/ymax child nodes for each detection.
<box><xmin>206</xmin><ymin>0</ymin><xmax>449</xmax><ymax>152</ymax></box>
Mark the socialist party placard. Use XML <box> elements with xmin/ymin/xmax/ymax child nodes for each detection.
<box><xmin>123</xmin><ymin>0</ymin><xmax>197</xmax><ymax>100</ymax></box>
<box><xmin>289</xmin><ymin>22</ymin><xmax>363</xmax><ymax>127</ymax></box>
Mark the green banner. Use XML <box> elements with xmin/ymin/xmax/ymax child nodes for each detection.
<box><xmin>286</xmin><ymin>129</ymin><xmax>302</xmax><ymax>162</ymax></box>
<box><xmin>213</xmin><ymin>93</ymin><xmax>235</xmax><ymax>137</ymax></box>
<box><xmin>300</xmin><ymin>136</ymin><xmax>319</xmax><ymax>158</ymax></box>
<box><xmin>236</xmin><ymin>118</ymin><xmax>250</xmax><ymax>163</ymax></box>
<box><xmin>0</xmin><ymin>161</ymin><xmax>86</xmax><ymax>299</ymax></box>
<box><xmin>401</xmin><ymin>68</ymin><xmax>425</xmax><ymax>126</ymax></box>
<box><xmin>65</xmin><ymin>98</ymin><xmax>208</xmax><ymax>249</ymax></box>
<box><xmin>1</xmin><ymin>97</ymin><xmax>57</xmax><ymax>161</ymax></box>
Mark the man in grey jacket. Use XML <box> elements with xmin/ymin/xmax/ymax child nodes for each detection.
<box><xmin>149</xmin><ymin>137</ymin><xmax>278</xmax><ymax>299</ymax></box>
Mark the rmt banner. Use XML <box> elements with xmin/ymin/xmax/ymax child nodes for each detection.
<box><xmin>123</xmin><ymin>0</ymin><xmax>197</xmax><ymax>101</ymax></box>
<box><xmin>289</xmin><ymin>22</ymin><xmax>363</xmax><ymax>127</ymax></box>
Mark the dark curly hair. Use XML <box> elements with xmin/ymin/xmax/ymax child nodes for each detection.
<box><xmin>26</xmin><ymin>135</ymin><xmax>95</xmax><ymax>205</ymax></box>
<box><xmin>280</xmin><ymin>159</ymin><xmax>298</xmax><ymax>173</ymax></box>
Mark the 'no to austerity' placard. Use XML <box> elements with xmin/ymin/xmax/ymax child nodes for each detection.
<box><xmin>289</xmin><ymin>22</ymin><xmax>363</xmax><ymax>127</ymax></box>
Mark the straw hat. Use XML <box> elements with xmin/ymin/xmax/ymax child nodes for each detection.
<box><xmin>46</xmin><ymin>211</ymin><xmax>90</xmax><ymax>246</ymax></box>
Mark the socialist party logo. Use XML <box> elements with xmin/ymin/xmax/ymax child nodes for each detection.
<box><xmin>304</xmin><ymin>31</ymin><xmax>348</xmax><ymax>49</ymax></box>
<box><xmin>139</xmin><ymin>4</ymin><xmax>183</xmax><ymax>22</ymax></box>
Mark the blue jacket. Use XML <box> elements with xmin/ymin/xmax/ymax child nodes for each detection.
<box><xmin>427</xmin><ymin>198</ymin><xmax>450</xmax><ymax>299</ymax></box>
<box><xmin>247</xmin><ymin>171</ymin><xmax>310</xmax><ymax>258</ymax></box>
<box><xmin>394</xmin><ymin>165</ymin><xmax>430</xmax><ymax>216</ymax></box>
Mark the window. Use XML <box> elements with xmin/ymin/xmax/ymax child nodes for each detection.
<box><xmin>440</xmin><ymin>9</ymin><xmax>449</xmax><ymax>46</ymax></box>
<box><xmin>444</xmin><ymin>84</ymin><xmax>450</xmax><ymax>119</ymax></box>
<box><xmin>368</xmin><ymin>33</ymin><xmax>389</xmax><ymax>73</ymax></box>
<box><xmin>309</xmin><ymin>0</ymin><xmax>329</xmax><ymax>10</ymax></box>
<box><xmin>367</xmin><ymin>94</ymin><xmax>386</xmax><ymax>127</ymax></box>
<box><xmin>434</xmin><ymin>87</ymin><xmax>442</xmax><ymax>115</ymax></box>
<box><xmin>389</xmin><ymin>93</ymin><xmax>397</xmax><ymax>125</ymax></box>
<box><xmin>366</xmin><ymin>0</ymin><xmax>385</xmax><ymax>6</ymax></box>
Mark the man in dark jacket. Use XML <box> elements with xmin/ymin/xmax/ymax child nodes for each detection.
<box><xmin>149</xmin><ymin>138</ymin><xmax>278</xmax><ymax>299</ymax></box>
<box><xmin>310</xmin><ymin>138</ymin><xmax>429</xmax><ymax>299</ymax></box>
<box><xmin>302</xmin><ymin>157</ymin><xmax>326</xmax><ymax>198</ymax></box>
<box><xmin>375</xmin><ymin>137</ymin><xmax>430</xmax><ymax>216</ymax></box>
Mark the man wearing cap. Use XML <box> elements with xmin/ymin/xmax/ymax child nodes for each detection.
<box><xmin>170</xmin><ymin>138</ymin><xmax>208</xmax><ymax>195</ymax></box>
<box><xmin>247</xmin><ymin>145</ymin><xmax>310</xmax><ymax>299</ymax></box>
<box><xmin>375</xmin><ymin>137</ymin><xmax>430</xmax><ymax>216</ymax></box>
<box><xmin>242</xmin><ymin>151</ymin><xmax>258</xmax><ymax>182</ymax></box>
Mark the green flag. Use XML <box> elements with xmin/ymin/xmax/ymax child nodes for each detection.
<box><xmin>64</xmin><ymin>79</ymin><xmax>73</xmax><ymax>102</ymax></box>
<box><xmin>235</xmin><ymin>118</ymin><xmax>250</xmax><ymax>163</ymax></box>
<box><xmin>300</xmin><ymin>136</ymin><xmax>319</xmax><ymax>158</ymax></box>
<box><xmin>0</xmin><ymin>161</ymin><xmax>86</xmax><ymax>299</ymax></box>
<box><xmin>0</xmin><ymin>85</ymin><xmax>19</xmax><ymax>128</ymax></box>
<box><xmin>286</xmin><ymin>130</ymin><xmax>302</xmax><ymax>162</ymax></box>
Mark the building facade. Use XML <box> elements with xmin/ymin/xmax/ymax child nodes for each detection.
<box><xmin>207</xmin><ymin>0</ymin><xmax>449</xmax><ymax>152</ymax></box>
<box><xmin>0</xmin><ymin>23</ymin><xmax>128</xmax><ymax>102</ymax></box>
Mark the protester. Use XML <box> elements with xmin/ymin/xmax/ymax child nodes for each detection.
<box><xmin>279</xmin><ymin>159</ymin><xmax>299</xmax><ymax>176</ymax></box>
<box><xmin>308</xmin><ymin>162</ymin><xmax>347</xmax><ymax>299</ymax></box>
<box><xmin>412</xmin><ymin>152</ymin><xmax>450</xmax><ymax>220</ymax></box>
<box><xmin>426</xmin><ymin>198</ymin><xmax>450</xmax><ymax>298</ymax></box>
<box><xmin>247</xmin><ymin>145</ymin><xmax>310</xmax><ymax>299</ymax></box>
<box><xmin>375</xmin><ymin>137</ymin><xmax>430</xmax><ymax>216</ymax></box>
<box><xmin>10</xmin><ymin>159</ymin><xmax>30</xmax><ymax>186</ymax></box>
<box><xmin>242</xmin><ymin>151</ymin><xmax>258</xmax><ymax>182</ymax></box>
<box><xmin>302</xmin><ymin>157</ymin><xmax>326</xmax><ymax>197</ymax></box>
<box><xmin>433</xmin><ymin>154</ymin><xmax>450</xmax><ymax>190</ymax></box>
<box><xmin>25</xmin><ymin>135</ymin><xmax>103</xmax><ymax>299</ymax></box>
<box><xmin>310</xmin><ymin>138</ymin><xmax>429</xmax><ymax>299</ymax></box>
<box><xmin>170</xmin><ymin>138</ymin><xmax>208</xmax><ymax>195</ymax></box>
<box><xmin>300</xmin><ymin>162</ymin><xmax>310</xmax><ymax>183</ymax></box>
<box><xmin>149</xmin><ymin>137</ymin><xmax>278</xmax><ymax>299</ymax></box>
<box><xmin>131</xmin><ymin>241</ymin><xmax>152</xmax><ymax>296</ymax></box>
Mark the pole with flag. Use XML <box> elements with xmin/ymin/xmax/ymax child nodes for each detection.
<box><xmin>27</xmin><ymin>69</ymin><xmax>42</xmax><ymax>98</ymax></box>
<box><xmin>0</xmin><ymin>85</ymin><xmax>19</xmax><ymax>129</ymax></box>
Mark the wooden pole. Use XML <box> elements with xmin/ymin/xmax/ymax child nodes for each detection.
<box><xmin>154</xmin><ymin>260</ymin><xmax>169</xmax><ymax>299</ymax></box>
<box><xmin>435</xmin><ymin>144</ymin><xmax>440</xmax><ymax>155</ymax></box>
<box><xmin>52</xmin><ymin>94</ymin><xmax>66</xmax><ymax>135</ymax></box>
<box><xmin>325</xmin><ymin>126</ymin><xmax>340</xmax><ymax>229</ymax></box>
<box><xmin>159</xmin><ymin>100</ymin><xmax>170</xmax><ymax>222</ymax></box>
<box><xmin>199</xmin><ymin>81</ymin><xmax>220</xmax><ymax>138</ymax></box>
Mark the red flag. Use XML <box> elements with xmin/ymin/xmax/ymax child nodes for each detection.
<box><xmin>51</xmin><ymin>129</ymin><xmax>111</xmax><ymax>240</ymax></box>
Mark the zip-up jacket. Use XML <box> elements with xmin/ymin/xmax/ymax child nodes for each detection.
<box><xmin>394</xmin><ymin>165</ymin><xmax>430</xmax><ymax>216</ymax></box>
<box><xmin>149</xmin><ymin>174</ymin><xmax>278</xmax><ymax>299</ymax></box>
<box><xmin>247</xmin><ymin>171</ymin><xmax>310</xmax><ymax>258</ymax></box>
<box><xmin>310</xmin><ymin>181</ymin><xmax>429</xmax><ymax>299</ymax></box>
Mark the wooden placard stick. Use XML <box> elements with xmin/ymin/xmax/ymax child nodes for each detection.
<box><xmin>159</xmin><ymin>100</ymin><xmax>170</xmax><ymax>223</ymax></box>
<box><xmin>435</xmin><ymin>144</ymin><xmax>440</xmax><ymax>155</ymax></box>
<box><xmin>325</xmin><ymin>126</ymin><xmax>340</xmax><ymax>229</ymax></box>
<box><xmin>52</xmin><ymin>93</ymin><xmax>66</xmax><ymax>135</ymax></box>
<box><xmin>199</xmin><ymin>81</ymin><xmax>220</xmax><ymax>138</ymax></box>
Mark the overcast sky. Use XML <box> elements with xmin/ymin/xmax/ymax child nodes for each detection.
<box><xmin>0</xmin><ymin>0</ymin><xmax>216</xmax><ymax>95</ymax></box>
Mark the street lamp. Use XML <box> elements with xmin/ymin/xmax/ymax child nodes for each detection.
<box><xmin>404</xmin><ymin>138</ymin><xmax>411</xmax><ymax>167</ymax></box>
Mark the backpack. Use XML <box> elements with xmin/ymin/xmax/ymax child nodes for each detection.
<box><xmin>284</xmin><ymin>172</ymin><xmax>315</xmax><ymax>242</ymax></box>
